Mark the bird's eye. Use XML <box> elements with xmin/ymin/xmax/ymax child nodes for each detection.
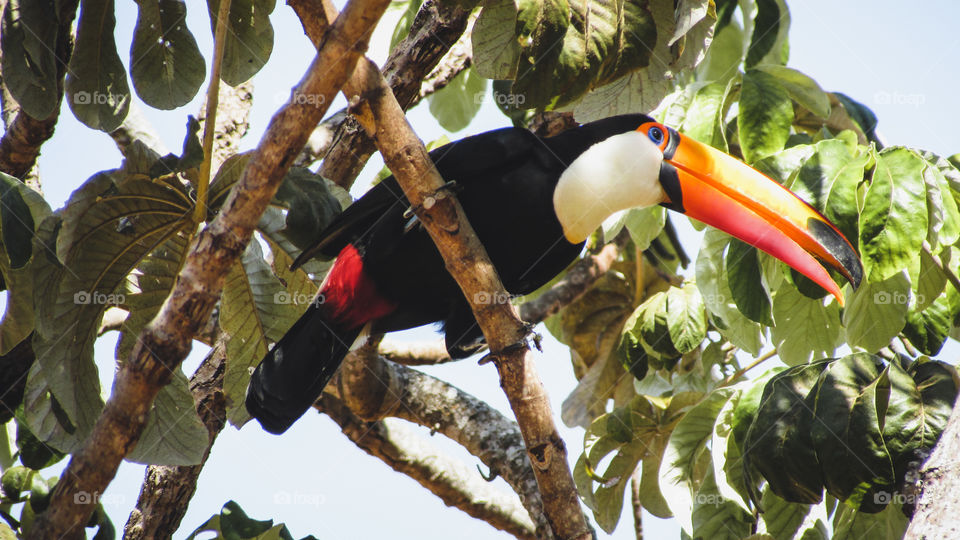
<box><xmin>648</xmin><ymin>126</ymin><xmax>664</xmax><ymax>145</ymax></box>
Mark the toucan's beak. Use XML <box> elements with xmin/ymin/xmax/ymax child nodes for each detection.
<box><xmin>653</xmin><ymin>126</ymin><xmax>863</xmax><ymax>305</ymax></box>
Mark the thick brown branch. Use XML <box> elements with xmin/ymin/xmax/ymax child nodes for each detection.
<box><xmin>27</xmin><ymin>2</ymin><xmax>391</xmax><ymax>537</ymax></box>
<box><xmin>340</xmin><ymin>56</ymin><xmax>591</xmax><ymax>539</ymax></box>
<box><xmin>318</xmin><ymin>394</ymin><xmax>537</xmax><ymax>540</ymax></box>
<box><xmin>0</xmin><ymin>0</ymin><xmax>78</xmax><ymax>182</ymax></box>
<box><xmin>123</xmin><ymin>344</ymin><xmax>227</xmax><ymax>540</ymax></box>
<box><xmin>289</xmin><ymin>0</ymin><xmax>474</xmax><ymax>188</ymax></box>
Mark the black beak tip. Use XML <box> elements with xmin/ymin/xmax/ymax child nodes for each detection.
<box><xmin>807</xmin><ymin>218</ymin><xmax>863</xmax><ymax>290</ymax></box>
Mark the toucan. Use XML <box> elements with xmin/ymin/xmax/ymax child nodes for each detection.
<box><xmin>245</xmin><ymin>113</ymin><xmax>863</xmax><ymax>434</ymax></box>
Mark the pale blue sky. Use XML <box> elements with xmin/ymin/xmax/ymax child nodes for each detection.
<box><xmin>18</xmin><ymin>1</ymin><xmax>960</xmax><ymax>538</ymax></box>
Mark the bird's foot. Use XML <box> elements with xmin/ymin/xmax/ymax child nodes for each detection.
<box><xmin>403</xmin><ymin>181</ymin><xmax>462</xmax><ymax>219</ymax></box>
<box><xmin>478</xmin><ymin>323</ymin><xmax>541</xmax><ymax>365</ymax></box>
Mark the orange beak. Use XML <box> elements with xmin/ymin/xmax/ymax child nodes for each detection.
<box><xmin>646</xmin><ymin>123</ymin><xmax>863</xmax><ymax>304</ymax></box>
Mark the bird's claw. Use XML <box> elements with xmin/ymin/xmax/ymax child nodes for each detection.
<box><xmin>403</xmin><ymin>181</ymin><xmax>461</xmax><ymax>219</ymax></box>
<box><xmin>478</xmin><ymin>323</ymin><xmax>541</xmax><ymax>364</ymax></box>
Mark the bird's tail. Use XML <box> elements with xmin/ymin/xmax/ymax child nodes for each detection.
<box><xmin>245</xmin><ymin>303</ymin><xmax>361</xmax><ymax>434</ymax></box>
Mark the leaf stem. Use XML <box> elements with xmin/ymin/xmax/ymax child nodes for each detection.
<box><xmin>723</xmin><ymin>348</ymin><xmax>777</xmax><ymax>385</ymax></box>
<box><xmin>193</xmin><ymin>0</ymin><xmax>233</xmax><ymax>228</ymax></box>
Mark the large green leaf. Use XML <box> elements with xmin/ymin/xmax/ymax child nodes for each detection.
<box><xmin>681</xmin><ymin>80</ymin><xmax>730</xmax><ymax>150</ymax></box>
<box><xmin>690</xmin><ymin>463</ymin><xmax>753</xmax><ymax>540</ymax></box>
<box><xmin>472</xmin><ymin>0</ymin><xmax>520</xmax><ymax>80</ymax></box>
<box><xmin>921</xmin><ymin>157</ymin><xmax>960</xmax><ymax>250</ymax></box>
<box><xmin>271</xmin><ymin>168</ymin><xmax>345</xmax><ymax>253</ymax></box>
<box><xmin>809</xmin><ymin>354</ymin><xmax>893</xmax><ymax>508</ymax></box>
<box><xmin>859</xmin><ymin>147</ymin><xmax>928</xmax><ymax>281</ymax></box>
<box><xmin>787</xmin><ymin>139</ymin><xmax>868</xmax><ymax>244</ymax></box>
<box><xmin>428</xmin><ymin>67</ymin><xmax>486</xmax><ymax>132</ymax></box>
<box><xmin>222</xmin><ymin>241</ymin><xmax>307</xmax><ymax>426</ymax></box>
<box><xmin>710</xmin><ymin>385</ymin><xmax>751</xmax><ymax>513</ymax></box>
<box><xmin>130</xmin><ymin>0</ymin><xmax>206</xmax><ymax>109</ymax></box>
<box><xmin>66</xmin><ymin>0</ymin><xmax>131</xmax><ymax>132</ymax></box>
<box><xmin>903</xmin><ymin>293</ymin><xmax>951</xmax><ymax>356</ymax></box>
<box><xmin>725</xmin><ymin>240</ymin><xmax>773</xmax><ymax>326</ymax></box>
<box><xmin>207</xmin><ymin>0</ymin><xmax>275</xmax><ymax>86</ymax></box>
<box><xmin>755</xmin><ymin>64</ymin><xmax>830</xmax><ymax>119</ymax></box>
<box><xmin>187</xmin><ymin>500</ymin><xmax>311</xmax><ymax>540</ymax></box>
<box><xmin>832</xmin><ymin>501</ymin><xmax>908</xmax><ymax>540</ymax></box>
<box><xmin>510</xmin><ymin>0</ymin><xmax>570</xmax><ymax>109</ymax></box>
<box><xmin>574</xmin><ymin>0</ymin><xmax>716</xmax><ymax>121</ymax></box>
<box><xmin>759</xmin><ymin>487</ymin><xmax>827</xmax><ymax>540</ymax></box>
<box><xmin>28</xmin><ymin>173</ymin><xmax>191</xmax><ymax>451</ymax></box>
<box><xmin>738</xmin><ymin>69</ymin><xmax>793</xmax><ymax>163</ymax></box>
<box><xmin>743</xmin><ymin>359</ymin><xmax>832</xmax><ymax>505</ymax></box>
<box><xmin>603</xmin><ymin>206</ymin><xmax>665</xmax><ymax>252</ymax></box>
<box><xmin>842</xmin><ymin>272</ymin><xmax>910</xmax><ymax>353</ymax></box>
<box><xmin>695</xmin><ymin>230</ymin><xmax>763</xmax><ymax>354</ymax></box>
<box><xmin>659</xmin><ymin>388</ymin><xmax>734</xmax><ymax>533</ymax></box>
<box><xmin>695</xmin><ymin>19</ymin><xmax>743</xmax><ymax>84</ymax></box>
<box><xmin>665</xmin><ymin>283</ymin><xmax>707</xmax><ymax>355</ymax></box>
<box><xmin>1</xmin><ymin>0</ymin><xmax>59</xmax><ymax>120</ymax></box>
<box><xmin>127</xmin><ymin>368</ymin><xmax>208</xmax><ymax>465</ymax></box>
<box><xmin>913</xmin><ymin>247</ymin><xmax>947</xmax><ymax>312</ymax></box>
<box><xmin>743</xmin><ymin>0</ymin><xmax>789</xmax><ymax>68</ymax></box>
<box><xmin>770</xmin><ymin>285</ymin><xmax>841</xmax><ymax>366</ymax></box>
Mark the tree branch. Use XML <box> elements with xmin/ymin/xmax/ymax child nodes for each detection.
<box><xmin>317</xmin><ymin>394</ymin><xmax>537</xmax><ymax>540</ymax></box>
<box><xmin>0</xmin><ymin>0</ymin><xmax>78</xmax><ymax>183</ymax></box>
<box><xmin>27</xmin><ymin>1</ymin><xmax>391</xmax><ymax>536</ymax></box>
<box><xmin>906</xmin><ymin>396</ymin><xmax>960</xmax><ymax>538</ymax></box>
<box><xmin>338</xmin><ymin>55</ymin><xmax>591</xmax><ymax>539</ymax></box>
<box><xmin>333</xmin><ymin>343</ymin><xmax>553</xmax><ymax>536</ymax></box>
<box><xmin>123</xmin><ymin>343</ymin><xmax>227</xmax><ymax>539</ymax></box>
<box><xmin>289</xmin><ymin>0</ymin><xmax>474</xmax><ymax>188</ymax></box>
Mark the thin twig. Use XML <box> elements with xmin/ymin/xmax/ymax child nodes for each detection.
<box><xmin>723</xmin><ymin>348</ymin><xmax>778</xmax><ymax>386</ymax></box>
<box><xmin>193</xmin><ymin>0</ymin><xmax>233</xmax><ymax>228</ymax></box>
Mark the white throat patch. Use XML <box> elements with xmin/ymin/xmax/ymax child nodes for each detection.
<box><xmin>553</xmin><ymin>131</ymin><xmax>666</xmax><ymax>243</ymax></box>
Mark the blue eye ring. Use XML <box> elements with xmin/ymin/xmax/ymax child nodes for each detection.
<box><xmin>648</xmin><ymin>126</ymin><xmax>664</xmax><ymax>145</ymax></box>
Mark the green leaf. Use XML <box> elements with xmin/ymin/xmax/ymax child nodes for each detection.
<box><xmin>691</xmin><ymin>463</ymin><xmax>753</xmax><ymax>540</ymax></box>
<box><xmin>744</xmin><ymin>0</ymin><xmax>789</xmax><ymax>68</ymax></box>
<box><xmin>810</xmin><ymin>353</ymin><xmax>893</xmax><ymax>507</ymax></box>
<box><xmin>130</xmin><ymin>0</ymin><xmax>206</xmax><ymax>109</ymax></box>
<box><xmin>1</xmin><ymin>0</ymin><xmax>59</xmax><ymax>119</ymax></box>
<box><xmin>743</xmin><ymin>359</ymin><xmax>832</xmax><ymax>504</ymax></box>
<box><xmin>833</xmin><ymin>93</ymin><xmax>878</xmax><ymax>142</ymax></box>
<box><xmin>127</xmin><ymin>368</ymin><xmax>208</xmax><ymax>465</ymax></box>
<box><xmin>903</xmin><ymin>294</ymin><xmax>951</xmax><ymax>356</ymax></box>
<box><xmin>755</xmin><ymin>65</ymin><xmax>830</xmax><ymax>119</ymax></box>
<box><xmin>913</xmin><ymin>247</ymin><xmax>947</xmax><ymax>312</ymax></box>
<box><xmin>842</xmin><ymin>272</ymin><xmax>910</xmax><ymax>353</ymax></box>
<box><xmin>665</xmin><ymin>283</ymin><xmax>707</xmax><ymax>355</ymax></box>
<box><xmin>922</xmin><ymin>158</ymin><xmax>960</xmax><ymax>250</ymax></box>
<box><xmin>884</xmin><ymin>358</ymin><xmax>957</xmax><ymax>485</ymax></box>
<box><xmin>739</xmin><ymin>69</ymin><xmax>794</xmax><ymax>163</ymax></box>
<box><xmin>15</xmin><ymin>417</ymin><xmax>64</xmax><ymax>470</ymax></box>
<box><xmin>428</xmin><ymin>67</ymin><xmax>487</xmax><ymax>132</ymax></box>
<box><xmin>390</xmin><ymin>0</ymin><xmax>421</xmax><ymax>51</ymax></box>
<box><xmin>0</xmin><ymin>177</ymin><xmax>36</xmax><ymax>271</ymax></box>
<box><xmin>696</xmin><ymin>231</ymin><xmax>763</xmax><ymax>354</ymax></box>
<box><xmin>603</xmin><ymin>206</ymin><xmax>666</xmax><ymax>252</ymax></box>
<box><xmin>771</xmin><ymin>285</ymin><xmax>841</xmax><ymax>366</ymax></box>
<box><xmin>788</xmin><ymin>139</ymin><xmax>868</xmax><ymax>244</ymax></box>
<box><xmin>760</xmin><ymin>487</ymin><xmax>824</xmax><ymax>540</ymax></box>
<box><xmin>725</xmin><ymin>240</ymin><xmax>773</xmax><ymax>325</ymax></box>
<box><xmin>187</xmin><ymin>500</ymin><xmax>274</xmax><ymax>540</ymax></box>
<box><xmin>472</xmin><ymin>0</ymin><xmax>520</xmax><ymax>80</ymax></box>
<box><xmin>222</xmin><ymin>241</ymin><xmax>307</xmax><ymax>426</ymax></box>
<box><xmin>681</xmin><ymin>81</ymin><xmax>730</xmax><ymax>150</ymax></box>
<box><xmin>695</xmin><ymin>20</ymin><xmax>743</xmax><ymax>83</ymax></box>
<box><xmin>860</xmin><ymin>147</ymin><xmax>928</xmax><ymax>281</ymax></box>
<box><xmin>510</xmin><ymin>0</ymin><xmax>570</xmax><ymax>109</ymax></box>
<box><xmin>832</xmin><ymin>501</ymin><xmax>908</xmax><ymax>540</ymax></box>
<box><xmin>66</xmin><ymin>0</ymin><xmax>131</xmax><ymax>132</ymax></box>
<box><xmin>271</xmin><ymin>168</ymin><xmax>344</xmax><ymax>253</ymax></box>
<box><xmin>573</xmin><ymin>0</ymin><xmax>716</xmax><ymax>121</ymax></box>
<box><xmin>28</xmin><ymin>174</ymin><xmax>191</xmax><ymax>451</ymax></box>
<box><xmin>659</xmin><ymin>388</ymin><xmax>734</xmax><ymax>533</ymax></box>
<box><xmin>710</xmin><ymin>386</ymin><xmax>752</xmax><ymax>513</ymax></box>
<box><xmin>207</xmin><ymin>0</ymin><xmax>275</xmax><ymax>86</ymax></box>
